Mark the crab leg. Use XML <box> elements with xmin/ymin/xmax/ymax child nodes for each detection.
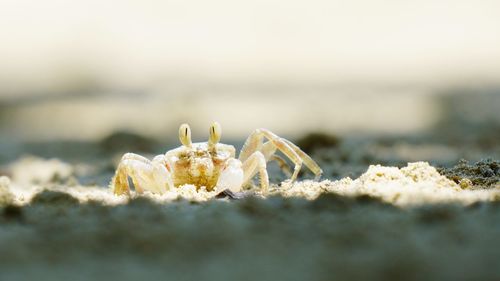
<box><xmin>239</xmin><ymin>129</ymin><xmax>322</xmax><ymax>182</ymax></box>
<box><xmin>279</xmin><ymin>138</ymin><xmax>323</xmax><ymax>180</ymax></box>
<box><xmin>269</xmin><ymin>155</ymin><xmax>292</xmax><ymax>177</ymax></box>
<box><xmin>241</xmin><ymin>151</ymin><xmax>269</xmax><ymax>192</ymax></box>
<box><xmin>112</xmin><ymin>153</ymin><xmax>173</xmax><ymax>195</ymax></box>
<box><xmin>259</xmin><ymin>141</ymin><xmax>292</xmax><ymax>176</ymax></box>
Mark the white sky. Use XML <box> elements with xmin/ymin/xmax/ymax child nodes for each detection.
<box><xmin>1</xmin><ymin>0</ymin><xmax>500</xmax><ymax>92</ymax></box>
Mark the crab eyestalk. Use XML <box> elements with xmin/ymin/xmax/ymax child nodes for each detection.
<box><xmin>179</xmin><ymin>123</ymin><xmax>192</xmax><ymax>147</ymax></box>
<box><xmin>208</xmin><ymin>122</ymin><xmax>221</xmax><ymax>150</ymax></box>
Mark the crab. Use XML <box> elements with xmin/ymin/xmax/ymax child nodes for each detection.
<box><xmin>111</xmin><ymin>122</ymin><xmax>322</xmax><ymax>195</ymax></box>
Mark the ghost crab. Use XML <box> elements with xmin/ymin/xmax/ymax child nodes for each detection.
<box><xmin>112</xmin><ymin>122</ymin><xmax>322</xmax><ymax>195</ymax></box>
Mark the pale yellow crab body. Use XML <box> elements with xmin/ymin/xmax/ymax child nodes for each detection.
<box><xmin>112</xmin><ymin>122</ymin><xmax>322</xmax><ymax>195</ymax></box>
<box><xmin>166</xmin><ymin>142</ymin><xmax>236</xmax><ymax>191</ymax></box>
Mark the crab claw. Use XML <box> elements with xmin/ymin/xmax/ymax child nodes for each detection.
<box><xmin>216</xmin><ymin>159</ymin><xmax>244</xmax><ymax>193</ymax></box>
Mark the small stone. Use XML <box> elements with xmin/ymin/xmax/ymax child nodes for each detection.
<box><xmin>459</xmin><ymin>178</ymin><xmax>473</xmax><ymax>189</ymax></box>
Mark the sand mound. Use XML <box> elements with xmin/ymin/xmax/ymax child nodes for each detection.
<box><xmin>278</xmin><ymin>162</ymin><xmax>500</xmax><ymax>206</ymax></box>
<box><xmin>4</xmin><ymin>159</ymin><xmax>500</xmax><ymax>207</ymax></box>
<box><xmin>9</xmin><ymin>156</ymin><xmax>74</xmax><ymax>185</ymax></box>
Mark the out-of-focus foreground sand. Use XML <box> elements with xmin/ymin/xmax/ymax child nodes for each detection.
<box><xmin>0</xmin><ymin>152</ymin><xmax>499</xmax><ymax>281</ymax></box>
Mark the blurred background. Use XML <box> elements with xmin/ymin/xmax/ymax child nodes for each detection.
<box><xmin>0</xmin><ymin>0</ymin><xmax>499</xmax><ymax>175</ymax></box>
<box><xmin>2</xmin><ymin>2</ymin><xmax>500</xmax><ymax>280</ymax></box>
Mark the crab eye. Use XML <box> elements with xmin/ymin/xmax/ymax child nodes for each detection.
<box><xmin>208</xmin><ymin>122</ymin><xmax>221</xmax><ymax>147</ymax></box>
<box><xmin>179</xmin><ymin>123</ymin><xmax>192</xmax><ymax>147</ymax></box>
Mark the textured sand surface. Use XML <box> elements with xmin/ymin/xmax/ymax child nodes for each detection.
<box><xmin>1</xmin><ymin>181</ymin><xmax>500</xmax><ymax>281</ymax></box>
<box><xmin>1</xmin><ymin>158</ymin><xmax>500</xmax><ymax>281</ymax></box>
<box><xmin>3</xmin><ymin>160</ymin><xmax>498</xmax><ymax>207</ymax></box>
